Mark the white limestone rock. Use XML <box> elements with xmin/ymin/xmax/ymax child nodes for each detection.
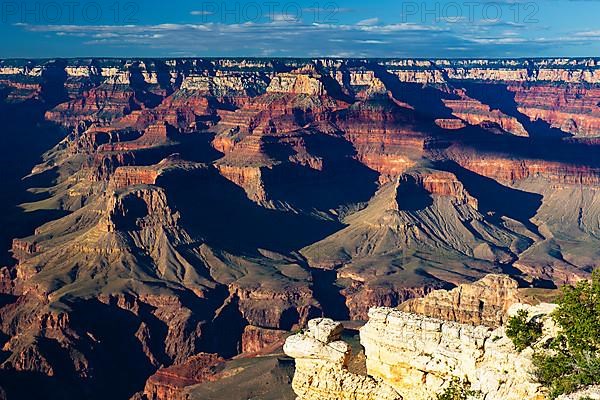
<box><xmin>307</xmin><ymin>318</ymin><xmax>344</xmax><ymax>343</ymax></box>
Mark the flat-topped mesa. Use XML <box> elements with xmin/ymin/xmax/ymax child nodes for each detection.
<box><xmin>347</xmin><ymin>70</ymin><xmax>383</xmax><ymax>88</ymax></box>
<box><xmin>360</xmin><ymin>304</ymin><xmax>555</xmax><ymax>400</ymax></box>
<box><xmin>266</xmin><ymin>65</ymin><xmax>326</xmax><ymax>96</ymax></box>
<box><xmin>103</xmin><ymin>186</ymin><xmax>180</xmax><ymax>232</ymax></box>
<box><xmin>11</xmin><ymin>238</ymin><xmax>40</xmax><ymax>258</ymax></box>
<box><xmin>111</xmin><ymin>166</ymin><xmax>161</xmax><ymax>189</ymax></box>
<box><xmin>443</xmin><ymin>93</ymin><xmax>529</xmax><ymax>137</ymax></box>
<box><xmin>399</xmin><ymin>274</ymin><xmax>521</xmax><ymax>327</ymax></box>
<box><xmin>509</xmin><ymin>84</ymin><xmax>600</xmax><ymax>137</ymax></box>
<box><xmin>180</xmin><ymin>71</ymin><xmax>269</xmax><ymax>98</ymax></box>
<box><xmin>67</xmin><ymin>125</ymin><xmax>139</xmax><ymax>154</ymax></box>
<box><xmin>435</xmin><ymin>118</ymin><xmax>467</xmax><ymax>130</ymax></box>
<box><xmin>98</xmin><ymin>121</ymin><xmax>175</xmax><ymax>152</ymax></box>
<box><xmin>337</xmin><ymin>100</ymin><xmax>425</xmax><ymax>140</ymax></box>
<box><xmin>451</xmin><ymin>152</ymin><xmax>600</xmax><ymax>186</ymax></box>
<box><xmin>214</xmin><ymin>92</ymin><xmax>347</xmax><ymax>147</ymax></box>
<box><xmin>359</xmin><ymin>153</ymin><xmax>417</xmax><ymax>183</ymax></box>
<box><xmin>215</xmin><ymin>163</ymin><xmax>268</xmax><ymax>203</ymax></box>
<box><xmin>406</xmin><ymin>170</ymin><xmax>479</xmax><ymax>208</ymax></box>
<box><xmin>45</xmin><ymin>84</ymin><xmax>140</xmax><ymax>127</ymax></box>
<box><xmin>215</xmin><ymin>90</ymin><xmax>346</xmax><ymax>139</ymax></box>
<box><xmin>228</xmin><ymin>282</ymin><xmax>319</xmax><ymax>330</ymax></box>
<box><xmin>335</xmin><ymin>97</ymin><xmax>427</xmax><ymax>179</ymax></box>
<box><xmin>110</xmin><ymin>156</ymin><xmax>197</xmax><ymax>189</ymax></box>
<box><xmin>142</xmin><ymin>353</ymin><xmax>225</xmax><ymax>400</ymax></box>
<box><xmin>283</xmin><ymin>318</ymin><xmax>402</xmax><ymax>400</ymax></box>
<box><xmin>141</xmin><ymin>121</ymin><xmax>171</xmax><ymax>141</ymax></box>
<box><xmin>328</xmin><ymin>68</ymin><xmax>387</xmax><ymax>99</ymax></box>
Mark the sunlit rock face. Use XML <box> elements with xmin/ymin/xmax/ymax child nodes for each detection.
<box><xmin>399</xmin><ymin>274</ymin><xmax>521</xmax><ymax>327</ymax></box>
<box><xmin>360</xmin><ymin>305</ymin><xmax>553</xmax><ymax>400</ymax></box>
<box><xmin>283</xmin><ymin>318</ymin><xmax>402</xmax><ymax>400</ymax></box>
<box><xmin>285</xmin><ymin>277</ymin><xmax>560</xmax><ymax>400</ymax></box>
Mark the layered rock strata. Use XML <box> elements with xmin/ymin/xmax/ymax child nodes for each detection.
<box><xmin>399</xmin><ymin>274</ymin><xmax>521</xmax><ymax>327</ymax></box>
<box><xmin>142</xmin><ymin>353</ymin><xmax>225</xmax><ymax>400</ymax></box>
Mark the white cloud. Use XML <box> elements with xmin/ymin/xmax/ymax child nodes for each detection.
<box><xmin>357</xmin><ymin>22</ymin><xmax>446</xmax><ymax>33</ymax></box>
<box><xmin>190</xmin><ymin>10</ymin><xmax>213</xmax><ymax>16</ymax></box>
<box><xmin>574</xmin><ymin>30</ymin><xmax>600</xmax><ymax>37</ymax></box>
<box><xmin>270</xmin><ymin>13</ymin><xmax>300</xmax><ymax>23</ymax></box>
<box><xmin>355</xmin><ymin>39</ymin><xmax>389</xmax><ymax>44</ymax></box>
<box><xmin>303</xmin><ymin>7</ymin><xmax>354</xmax><ymax>13</ymax></box>
<box><xmin>467</xmin><ymin>37</ymin><xmax>527</xmax><ymax>44</ymax></box>
<box><xmin>356</xmin><ymin>17</ymin><xmax>379</xmax><ymax>26</ymax></box>
<box><xmin>13</xmin><ymin>19</ymin><xmax>598</xmax><ymax>58</ymax></box>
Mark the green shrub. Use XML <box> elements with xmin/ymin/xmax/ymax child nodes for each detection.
<box><xmin>436</xmin><ymin>377</ymin><xmax>481</xmax><ymax>400</ymax></box>
<box><xmin>552</xmin><ymin>270</ymin><xmax>600</xmax><ymax>354</ymax></box>
<box><xmin>532</xmin><ymin>270</ymin><xmax>600</xmax><ymax>399</ymax></box>
<box><xmin>506</xmin><ymin>309</ymin><xmax>543</xmax><ymax>351</ymax></box>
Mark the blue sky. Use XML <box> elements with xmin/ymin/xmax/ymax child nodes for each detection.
<box><xmin>1</xmin><ymin>0</ymin><xmax>600</xmax><ymax>58</ymax></box>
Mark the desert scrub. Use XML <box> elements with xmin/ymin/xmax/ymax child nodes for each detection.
<box><xmin>506</xmin><ymin>309</ymin><xmax>543</xmax><ymax>351</ymax></box>
<box><xmin>436</xmin><ymin>377</ymin><xmax>481</xmax><ymax>400</ymax></box>
<box><xmin>534</xmin><ymin>270</ymin><xmax>600</xmax><ymax>399</ymax></box>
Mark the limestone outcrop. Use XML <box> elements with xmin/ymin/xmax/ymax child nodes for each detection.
<box><xmin>283</xmin><ymin>318</ymin><xmax>402</xmax><ymax>400</ymax></box>
<box><xmin>399</xmin><ymin>274</ymin><xmax>521</xmax><ymax>327</ymax></box>
<box><xmin>180</xmin><ymin>72</ymin><xmax>269</xmax><ymax>97</ymax></box>
<box><xmin>360</xmin><ymin>305</ymin><xmax>555</xmax><ymax>400</ymax></box>
<box><xmin>286</xmin><ymin>302</ymin><xmax>557</xmax><ymax>400</ymax></box>
<box><xmin>267</xmin><ymin>66</ymin><xmax>325</xmax><ymax>96</ymax></box>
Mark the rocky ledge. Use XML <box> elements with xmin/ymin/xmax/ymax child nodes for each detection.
<box><xmin>283</xmin><ymin>318</ymin><xmax>402</xmax><ymax>400</ymax></box>
<box><xmin>284</xmin><ymin>276</ymin><xmax>562</xmax><ymax>400</ymax></box>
